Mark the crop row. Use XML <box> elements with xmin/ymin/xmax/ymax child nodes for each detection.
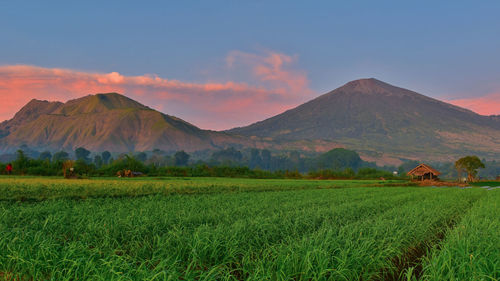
<box><xmin>0</xmin><ymin>177</ymin><xmax>397</xmax><ymax>201</ymax></box>
<box><xmin>419</xmin><ymin>190</ymin><xmax>499</xmax><ymax>281</ymax></box>
<box><xmin>0</xmin><ymin>186</ymin><xmax>485</xmax><ymax>280</ymax></box>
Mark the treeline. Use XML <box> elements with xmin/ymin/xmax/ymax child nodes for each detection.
<box><xmin>0</xmin><ymin>146</ymin><xmax>401</xmax><ymax>179</ymax></box>
<box><xmin>2</xmin><ymin>145</ymin><xmax>498</xmax><ymax>179</ymax></box>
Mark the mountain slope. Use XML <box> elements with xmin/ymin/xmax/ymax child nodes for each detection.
<box><xmin>0</xmin><ymin>93</ymin><xmax>244</xmax><ymax>153</ymax></box>
<box><xmin>229</xmin><ymin>78</ymin><xmax>500</xmax><ymax>162</ymax></box>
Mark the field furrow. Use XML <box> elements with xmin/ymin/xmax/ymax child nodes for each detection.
<box><xmin>418</xmin><ymin>190</ymin><xmax>500</xmax><ymax>281</ymax></box>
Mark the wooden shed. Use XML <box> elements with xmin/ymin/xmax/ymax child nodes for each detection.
<box><xmin>407</xmin><ymin>164</ymin><xmax>441</xmax><ymax>181</ymax></box>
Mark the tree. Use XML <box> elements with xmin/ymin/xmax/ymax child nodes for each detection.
<box><xmin>316</xmin><ymin>148</ymin><xmax>363</xmax><ymax>171</ymax></box>
<box><xmin>94</xmin><ymin>155</ymin><xmax>103</xmax><ymax>168</ymax></box>
<box><xmin>174</xmin><ymin>151</ymin><xmax>190</xmax><ymax>166</ymax></box>
<box><xmin>13</xmin><ymin>150</ymin><xmax>29</xmax><ymax>174</ymax></box>
<box><xmin>52</xmin><ymin>151</ymin><xmax>69</xmax><ymax>162</ymax></box>
<box><xmin>101</xmin><ymin>151</ymin><xmax>111</xmax><ymax>165</ymax></box>
<box><xmin>39</xmin><ymin>151</ymin><xmax>52</xmax><ymax>161</ymax></box>
<box><xmin>19</xmin><ymin>144</ymin><xmax>38</xmax><ymax>158</ymax></box>
<box><xmin>135</xmin><ymin>152</ymin><xmax>148</xmax><ymax>162</ymax></box>
<box><xmin>455</xmin><ymin>156</ymin><xmax>485</xmax><ymax>182</ymax></box>
<box><xmin>75</xmin><ymin>147</ymin><xmax>91</xmax><ymax>163</ymax></box>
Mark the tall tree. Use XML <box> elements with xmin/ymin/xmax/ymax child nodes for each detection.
<box><xmin>14</xmin><ymin>150</ymin><xmax>29</xmax><ymax>174</ymax></box>
<box><xmin>316</xmin><ymin>148</ymin><xmax>363</xmax><ymax>171</ymax></box>
<box><xmin>101</xmin><ymin>151</ymin><xmax>111</xmax><ymax>165</ymax></box>
<box><xmin>52</xmin><ymin>151</ymin><xmax>69</xmax><ymax>162</ymax></box>
<box><xmin>75</xmin><ymin>147</ymin><xmax>91</xmax><ymax>163</ymax></box>
<box><xmin>455</xmin><ymin>156</ymin><xmax>485</xmax><ymax>182</ymax></box>
<box><xmin>94</xmin><ymin>155</ymin><xmax>103</xmax><ymax>168</ymax></box>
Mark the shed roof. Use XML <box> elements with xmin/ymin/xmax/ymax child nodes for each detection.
<box><xmin>407</xmin><ymin>163</ymin><xmax>441</xmax><ymax>176</ymax></box>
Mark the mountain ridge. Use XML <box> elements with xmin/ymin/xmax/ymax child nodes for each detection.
<box><xmin>0</xmin><ymin>93</ymin><xmax>247</xmax><ymax>153</ymax></box>
<box><xmin>228</xmin><ymin>78</ymin><xmax>500</xmax><ymax>162</ymax></box>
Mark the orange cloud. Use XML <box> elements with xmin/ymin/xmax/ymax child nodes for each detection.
<box><xmin>0</xmin><ymin>50</ymin><xmax>313</xmax><ymax>130</ymax></box>
<box><xmin>447</xmin><ymin>93</ymin><xmax>500</xmax><ymax>116</ymax></box>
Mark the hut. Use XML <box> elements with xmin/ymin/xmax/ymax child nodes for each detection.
<box><xmin>407</xmin><ymin>164</ymin><xmax>441</xmax><ymax>181</ymax></box>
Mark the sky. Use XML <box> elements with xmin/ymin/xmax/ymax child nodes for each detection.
<box><xmin>1</xmin><ymin>1</ymin><xmax>500</xmax><ymax>130</ymax></box>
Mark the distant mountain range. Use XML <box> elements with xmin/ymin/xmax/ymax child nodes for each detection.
<box><xmin>2</xmin><ymin>79</ymin><xmax>500</xmax><ymax>164</ymax></box>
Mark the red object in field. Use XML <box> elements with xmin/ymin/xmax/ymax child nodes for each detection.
<box><xmin>6</xmin><ymin>164</ymin><xmax>12</xmax><ymax>174</ymax></box>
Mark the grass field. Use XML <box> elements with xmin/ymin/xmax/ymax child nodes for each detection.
<box><xmin>0</xmin><ymin>177</ymin><xmax>498</xmax><ymax>280</ymax></box>
<box><xmin>471</xmin><ymin>181</ymin><xmax>500</xmax><ymax>187</ymax></box>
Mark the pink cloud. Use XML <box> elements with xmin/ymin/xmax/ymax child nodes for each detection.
<box><xmin>226</xmin><ymin>50</ymin><xmax>312</xmax><ymax>96</ymax></box>
<box><xmin>447</xmin><ymin>93</ymin><xmax>500</xmax><ymax>116</ymax></box>
<box><xmin>0</xmin><ymin>50</ymin><xmax>313</xmax><ymax>130</ymax></box>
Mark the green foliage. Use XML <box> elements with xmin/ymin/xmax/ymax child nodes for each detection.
<box><xmin>93</xmin><ymin>155</ymin><xmax>103</xmax><ymax>168</ymax></box>
<box><xmin>0</xmin><ymin>178</ymin><xmax>492</xmax><ymax>280</ymax></box>
<box><xmin>38</xmin><ymin>151</ymin><xmax>52</xmax><ymax>161</ymax></box>
<box><xmin>316</xmin><ymin>148</ymin><xmax>363</xmax><ymax>170</ymax></box>
<box><xmin>174</xmin><ymin>150</ymin><xmax>190</xmax><ymax>166</ymax></box>
<box><xmin>455</xmin><ymin>155</ymin><xmax>485</xmax><ymax>182</ymax></box>
<box><xmin>52</xmin><ymin>151</ymin><xmax>69</xmax><ymax>162</ymax></box>
<box><xmin>0</xmin><ymin>177</ymin><xmax>387</xmax><ymax>201</ymax></box>
<box><xmin>75</xmin><ymin>147</ymin><xmax>91</xmax><ymax>163</ymax></box>
<box><xmin>13</xmin><ymin>150</ymin><xmax>29</xmax><ymax>174</ymax></box>
<box><xmin>99</xmin><ymin>154</ymin><xmax>147</xmax><ymax>175</ymax></box>
<box><xmin>356</xmin><ymin>167</ymin><xmax>394</xmax><ymax>179</ymax></box>
<box><xmin>420</xmin><ymin>191</ymin><xmax>499</xmax><ymax>280</ymax></box>
<box><xmin>101</xmin><ymin>151</ymin><xmax>111</xmax><ymax>165</ymax></box>
<box><xmin>74</xmin><ymin>159</ymin><xmax>95</xmax><ymax>176</ymax></box>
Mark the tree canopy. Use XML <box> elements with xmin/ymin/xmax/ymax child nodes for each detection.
<box><xmin>455</xmin><ymin>156</ymin><xmax>485</xmax><ymax>182</ymax></box>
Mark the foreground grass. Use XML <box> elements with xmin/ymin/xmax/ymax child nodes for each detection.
<box><xmin>0</xmin><ymin>180</ymin><xmax>489</xmax><ymax>280</ymax></box>
<box><xmin>419</xmin><ymin>190</ymin><xmax>500</xmax><ymax>281</ymax></box>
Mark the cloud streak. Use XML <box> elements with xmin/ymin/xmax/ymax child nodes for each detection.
<box><xmin>0</xmin><ymin>50</ymin><xmax>312</xmax><ymax>130</ymax></box>
<box><xmin>447</xmin><ymin>92</ymin><xmax>500</xmax><ymax>116</ymax></box>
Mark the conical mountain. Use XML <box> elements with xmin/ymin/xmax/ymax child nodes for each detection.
<box><xmin>229</xmin><ymin>78</ymin><xmax>500</xmax><ymax>162</ymax></box>
<box><xmin>0</xmin><ymin>93</ymin><xmax>244</xmax><ymax>153</ymax></box>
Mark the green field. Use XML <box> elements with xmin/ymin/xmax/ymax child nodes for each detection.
<box><xmin>0</xmin><ymin>177</ymin><xmax>498</xmax><ymax>280</ymax></box>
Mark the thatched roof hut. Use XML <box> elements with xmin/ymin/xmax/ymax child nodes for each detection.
<box><xmin>407</xmin><ymin>163</ymin><xmax>441</xmax><ymax>181</ymax></box>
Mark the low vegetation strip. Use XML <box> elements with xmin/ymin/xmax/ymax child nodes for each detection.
<box><xmin>0</xmin><ymin>183</ymin><xmax>488</xmax><ymax>280</ymax></box>
<box><xmin>470</xmin><ymin>181</ymin><xmax>500</xmax><ymax>187</ymax></box>
<box><xmin>419</xmin><ymin>190</ymin><xmax>500</xmax><ymax>281</ymax></box>
<box><xmin>0</xmin><ymin>177</ymin><xmax>401</xmax><ymax>201</ymax></box>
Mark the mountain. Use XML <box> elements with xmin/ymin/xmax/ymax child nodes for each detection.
<box><xmin>0</xmin><ymin>93</ymin><xmax>245</xmax><ymax>153</ymax></box>
<box><xmin>229</xmin><ymin>78</ymin><xmax>500</xmax><ymax>163</ymax></box>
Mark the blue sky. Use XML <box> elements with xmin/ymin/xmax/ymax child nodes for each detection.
<box><xmin>1</xmin><ymin>1</ymin><xmax>499</xmax><ymax>129</ymax></box>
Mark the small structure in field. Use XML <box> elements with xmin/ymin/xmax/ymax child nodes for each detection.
<box><xmin>116</xmin><ymin>169</ymin><xmax>144</xmax><ymax>177</ymax></box>
<box><xmin>62</xmin><ymin>160</ymin><xmax>78</xmax><ymax>179</ymax></box>
<box><xmin>407</xmin><ymin>163</ymin><xmax>441</xmax><ymax>181</ymax></box>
